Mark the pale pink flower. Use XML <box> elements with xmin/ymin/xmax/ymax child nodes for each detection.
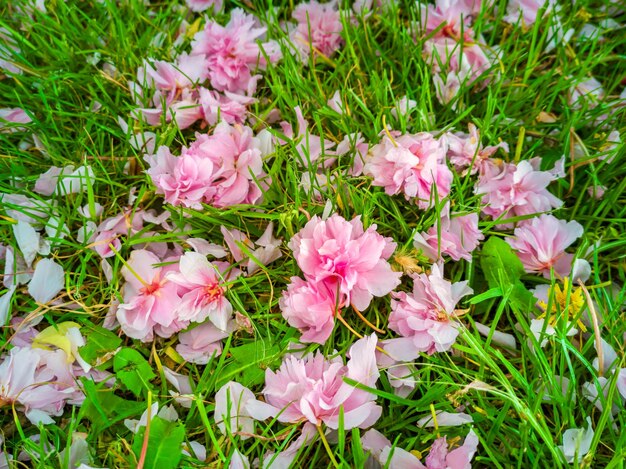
<box><xmin>191</xmin><ymin>9</ymin><xmax>281</xmax><ymax>94</ymax></box>
<box><xmin>0</xmin><ymin>27</ymin><xmax>22</xmax><ymax>75</ymax></box>
<box><xmin>418</xmin><ymin>0</ymin><xmax>480</xmax><ymax>40</ymax></box>
<box><xmin>176</xmin><ymin>320</ymin><xmax>233</xmax><ymax>364</ymax></box>
<box><xmin>505</xmin><ymin>214</ymin><xmax>584</xmax><ymax>278</ymax></box>
<box><xmin>186</xmin><ymin>0</ymin><xmax>222</xmax><ymax>12</ymax></box>
<box><xmin>365</xmin><ymin>132</ymin><xmax>452</xmax><ymax>209</ymax></box>
<box><xmin>215</xmin><ymin>381</ymin><xmax>257</xmax><ymax>438</ymax></box>
<box><xmin>167</xmin><ymin>252</ymin><xmax>235</xmax><ymax>329</ymax></box>
<box><xmin>146</xmin><ymin>123</ymin><xmax>269</xmax><ymax>209</ymax></box>
<box><xmin>445</xmin><ymin>123</ymin><xmax>509</xmax><ymax>174</ymax></box>
<box><xmin>475</xmin><ymin>159</ymin><xmax>563</xmax><ymax>223</ymax></box>
<box><xmin>291</xmin><ymin>0</ymin><xmax>343</xmax><ymax>61</ymax></box>
<box><xmin>386</xmin><ymin>264</ymin><xmax>473</xmax><ymax>359</ymax></box>
<box><xmin>288</xmin><ymin>214</ymin><xmax>400</xmax><ymax>311</ymax></box>
<box><xmin>336</xmin><ymin>132</ymin><xmax>368</xmax><ymax>176</ymax></box>
<box><xmin>281</xmin><ymin>106</ymin><xmax>337</xmax><ymax>167</ymax></box>
<box><xmin>558</xmin><ymin>417</ymin><xmax>593</xmax><ymax>464</ymax></box>
<box><xmin>199</xmin><ymin>88</ymin><xmax>254</xmax><ymax>125</ymax></box>
<box><xmin>504</xmin><ymin>0</ymin><xmax>557</xmax><ymax>26</ymax></box>
<box><xmin>92</xmin><ymin>230</ymin><xmax>121</xmax><ymax>258</ymax></box>
<box><xmin>221</xmin><ymin>222</ymin><xmax>282</xmax><ymax>275</ymax></box>
<box><xmin>433</xmin><ymin>71</ymin><xmax>463</xmax><ymax>108</ymax></box>
<box><xmin>116</xmin><ymin>249</ymin><xmax>182</xmax><ymax>341</ymax></box>
<box><xmin>262</xmin><ymin>423</ymin><xmax>317</xmax><ymax>468</ymax></box>
<box><xmin>569</xmin><ymin>76</ymin><xmax>604</xmax><ymax>109</ymax></box>
<box><xmin>423</xmin><ymin>36</ymin><xmax>492</xmax><ymax>84</ymax></box>
<box><xmin>0</xmin><ymin>108</ymin><xmax>32</xmax><ymax>133</ymax></box>
<box><xmin>279</xmin><ymin>277</ymin><xmax>338</xmax><ymax>344</ymax></box>
<box><xmin>617</xmin><ymin>369</ymin><xmax>626</xmax><ymax>401</ymax></box>
<box><xmin>0</xmin><ymin>347</ymin><xmax>74</xmax><ymax>425</ymax></box>
<box><xmin>247</xmin><ymin>334</ymin><xmax>381</xmax><ymax>429</ymax></box>
<box><xmin>413</xmin><ymin>204</ymin><xmax>484</xmax><ymax>262</ymax></box>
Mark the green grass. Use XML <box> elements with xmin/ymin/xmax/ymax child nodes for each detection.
<box><xmin>1</xmin><ymin>0</ymin><xmax>626</xmax><ymax>468</ymax></box>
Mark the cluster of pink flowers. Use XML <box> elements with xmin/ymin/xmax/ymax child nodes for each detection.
<box><xmin>413</xmin><ymin>203</ymin><xmax>484</xmax><ymax>262</ymax></box>
<box><xmin>386</xmin><ymin>264</ymin><xmax>473</xmax><ymax>359</ymax></box>
<box><xmin>417</xmin><ymin>0</ymin><xmax>495</xmax><ymax>106</ymax></box>
<box><xmin>290</xmin><ymin>0</ymin><xmax>344</xmax><ymax>61</ymax></box>
<box><xmin>129</xmin><ymin>8</ymin><xmax>281</xmax><ymax>131</ymax></box>
<box><xmin>364</xmin><ymin>131</ymin><xmax>453</xmax><ymax>209</ymax></box>
<box><xmin>280</xmin><ymin>214</ymin><xmax>401</xmax><ymax>344</ymax></box>
<box><xmin>145</xmin><ymin>123</ymin><xmax>270</xmax><ymax>209</ymax></box>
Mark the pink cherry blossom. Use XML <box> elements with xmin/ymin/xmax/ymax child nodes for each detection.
<box><xmin>288</xmin><ymin>214</ymin><xmax>401</xmax><ymax>311</ymax></box>
<box><xmin>167</xmin><ymin>252</ymin><xmax>235</xmax><ymax>329</ymax></box>
<box><xmin>418</xmin><ymin>0</ymin><xmax>480</xmax><ymax>40</ymax></box>
<box><xmin>281</xmin><ymin>106</ymin><xmax>337</xmax><ymax>167</ymax></box>
<box><xmin>291</xmin><ymin>1</ymin><xmax>343</xmax><ymax>61</ymax></box>
<box><xmin>221</xmin><ymin>222</ymin><xmax>282</xmax><ymax>275</ymax></box>
<box><xmin>445</xmin><ymin>123</ymin><xmax>509</xmax><ymax>175</ymax></box>
<box><xmin>505</xmin><ymin>214</ymin><xmax>584</xmax><ymax>278</ymax></box>
<box><xmin>247</xmin><ymin>334</ymin><xmax>381</xmax><ymax>429</ymax></box>
<box><xmin>186</xmin><ymin>0</ymin><xmax>222</xmax><ymax>12</ymax></box>
<box><xmin>413</xmin><ymin>203</ymin><xmax>484</xmax><ymax>262</ymax></box>
<box><xmin>116</xmin><ymin>249</ymin><xmax>183</xmax><ymax>341</ymax></box>
<box><xmin>146</xmin><ymin>123</ymin><xmax>269</xmax><ymax>209</ymax></box>
<box><xmin>386</xmin><ymin>264</ymin><xmax>473</xmax><ymax>359</ymax></box>
<box><xmin>504</xmin><ymin>0</ymin><xmax>557</xmax><ymax>26</ymax></box>
<box><xmin>176</xmin><ymin>320</ymin><xmax>233</xmax><ymax>364</ymax></box>
<box><xmin>475</xmin><ymin>159</ymin><xmax>563</xmax><ymax>224</ymax></box>
<box><xmin>279</xmin><ymin>276</ymin><xmax>339</xmax><ymax>344</ymax></box>
<box><xmin>365</xmin><ymin>132</ymin><xmax>452</xmax><ymax>209</ymax></box>
<box><xmin>191</xmin><ymin>8</ymin><xmax>281</xmax><ymax>94</ymax></box>
<box><xmin>423</xmin><ymin>36</ymin><xmax>493</xmax><ymax>84</ymax></box>
<box><xmin>215</xmin><ymin>381</ymin><xmax>257</xmax><ymax>439</ymax></box>
<box><xmin>0</xmin><ymin>107</ymin><xmax>32</xmax><ymax>133</ymax></box>
<box><xmin>199</xmin><ymin>88</ymin><xmax>254</xmax><ymax>125</ymax></box>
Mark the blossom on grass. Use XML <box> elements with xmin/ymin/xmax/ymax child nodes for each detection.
<box><xmin>558</xmin><ymin>417</ymin><xmax>593</xmax><ymax>464</ymax></box>
<box><xmin>116</xmin><ymin>249</ymin><xmax>183</xmax><ymax>341</ymax></box>
<box><xmin>191</xmin><ymin>8</ymin><xmax>281</xmax><ymax>94</ymax></box>
<box><xmin>503</xmin><ymin>0</ymin><xmax>557</xmax><ymax>26</ymax></box>
<box><xmin>364</xmin><ymin>132</ymin><xmax>452</xmax><ymax>209</ymax></box>
<box><xmin>247</xmin><ymin>334</ymin><xmax>381</xmax><ymax>429</ymax></box>
<box><xmin>475</xmin><ymin>159</ymin><xmax>563</xmax><ymax>223</ymax></box>
<box><xmin>418</xmin><ymin>0</ymin><xmax>479</xmax><ymax>39</ymax></box>
<box><xmin>288</xmin><ymin>214</ymin><xmax>400</xmax><ymax>311</ymax></box>
<box><xmin>445</xmin><ymin>123</ymin><xmax>509</xmax><ymax>175</ymax></box>
<box><xmin>215</xmin><ymin>381</ymin><xmax>257</xmax><ymax>439</ymax></box>
<box><xmin>279</xmin><ymin>276</ymin><xmax>338</xmax><ymax>344</ymax></box>
<box><xmin>413</xmin><ymin>203</ymin><xmax>484</xmax><ymax>262</ymax></box>
<box><xmin>186</xmin><ymin>0</ymin><xmax>222</xmax><ymax>12</ymax></box>
<box><xmin>386</xmin><ymin>264</ymin><xmax>473</xmax><ymax>359</ymax></box>
<box><xmin>221</xmin><ymin>222</ymin><xmax>282</xmax><ymax>275</ymax></box>
<box><xmin>167</xmin><ymin>252</ymin><xmax>235</xmax><ymax>329</ymax></box>
<box><xmin>506</xmin><ymin>214</ymin><xmax>584</xmax><ymax>278</ymax></box>
<box><xmin>0</xmin><ymin>107</ymin><xmax>32</xmax><ymax>132</ymax></box>
<box><xmin>146</xmin><ymin>123</ymin><xmax>269</xmax><ymax>209</ymax></box>
<box><xmin>291</xmin><ymin>1</ymin><xmax>343</xmax><ymax>61</ymax></box>
<box><xmin>176</xmin><ymin>320</ymin><xmax>233</xmax><ymax>364</ymax></box>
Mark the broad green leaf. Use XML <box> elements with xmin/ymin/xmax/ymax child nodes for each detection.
<box><xmin>132</xmin><ymin>417</ymin><xmax>185</xmax><ymax>469</ymax></box>
<box><xmin>114</xmin><ymin>348</ymin><xmax>156</xmax><ymax>397</ymax></box>
<box><xmin>480</xmin><ymin>237</ymin><xmax>535</xmax><ymax>311</ymax></box>
<box><xmin>79</xmin><ymin>323</ymin><xmax>122</xmax><ymax>367</ymax></box>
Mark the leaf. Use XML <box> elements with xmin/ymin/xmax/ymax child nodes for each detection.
<box><xmin>79</xmin><ymin>379</ymin><xmax>146</xmax><ymax>434</ymax></box>
<box><xmin>221</xmin><ymin>341</ymin><xmax>282</xmax><ymax>387</ymax></box>
<box><xmin>114</xmin><ymin>348</ymin><xmax>156</xmax><ymax>397</ymax></box>
<box><xmin>480</xmin><ymin>237</ymin><xmax>535</xmax><ymax>311</ymax></box>
<box><xmin>131</xmin><ymin>417</ymin><xmax>185</xmax><ymax>469</ymax></box>
<box><xmin>79</xmin><ymin>323</ymin><xmax>122</xmax><ymax>367</ymax></box>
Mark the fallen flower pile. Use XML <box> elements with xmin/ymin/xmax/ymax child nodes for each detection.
<box><xmin>0</xmin><ymin>0</ymin><xmax>625</xmax><ymax>467</ymax></box>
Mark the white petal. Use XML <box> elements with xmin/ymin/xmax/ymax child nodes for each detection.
<box><xmin>13</xmin><ymin>220</ymin><xmax>40</xmax><ymax>267</ymax></box>
<box><xmin>28</xmin><ymin>258</ymin><xmax>64</xmax><ymax>303</ymax></box>
<box><xmin>0</xmin><ymin>286</ymin><xmax>16</xmax><ymax>326</ymax></box>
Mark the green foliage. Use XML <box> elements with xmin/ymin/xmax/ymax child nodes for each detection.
<box><xmin>79</xmin><ymin>323</ymin><xmax>122</xmax><ymax>367</ymax></box>
<box><xmin>131</xmin><ymin>417</ymin><xmax>186</xmax><ymax>469</ymax></box>
<box><xmin>114</xmin><ymin>348</ymin><xmax>156</xmax><ymax>397</ymax></box>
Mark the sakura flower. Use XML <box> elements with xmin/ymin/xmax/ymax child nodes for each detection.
<box><xmin>418</xmin><ymin>0</ymin><xmax>479</xmax><ymax>39</ymax></box>
<box><xmin>475</xmin><ymin>159</ymin><xmax>563</xmax><ymax>223</ymax></box>
<box><xmin>423</xmin><ymin>36</ymin><xmax>492</xmax><ymax>85</ymax></box>
<box><xmin>199</xmin><ymin>88</ymin><xmax>254</xmax><ymax>125</ymax></box>
<box><xmin>288</xmin><ymin>214</ymin><xmax>401</xmax><ymax>311</ymax></box>
<box><xmin>445</xmin><ymin>124</ymin><xmax>509</xmax><ymax>175</ymax></box>
<box><xmin>413</xmin><ymin>203</ymin><xmax>484</xmax><ymax>262</ymax></box>
<box><xmin>28</xmin><ymin>258</ymin><xmax>64</xmax><ymax>304</ymax></box>
<box><xmin>281</xmin><ymin>106</ymin><xmax>337</xmax><ymax>167</ymax></box>
<box><xmin>186</xmin><ymin>0</ymin><xmax>222</xmax><ymax>12</ymax></box>
<box><xmin>291</xmin><ymin>1</ymin><xmax>343</xmax><ymax>61</ymax></box>
<box><xmin>569</xmin><ymin>76</ymin><xmax>604</xmax><ymax>109</ymax></box>
<box><xmin>215</xmin><ymin>381</ymin><xmax>257</xmax><ymax>439</ymax></box>
<box><xmin>417</xmin><ymin>410</ymin><xmax>473</xmax><ymax>428</ymax></box>
<box><xmin>386</xmin><ymin>264</ymin><xmax>473</xmax><ymax>359</ymax></box>
<box><xmin>558</xmin><ymin>417</ymin><xmax>593</xmax><ymax>464</ymax></box>
<box><xmin>163</xmin><ymin>366</ymin><xmax>194</xmax><ymax>408</ymax></box>
<box><xmin>279</xmin><ymin>276</ymin><xmax>338</xmax><ymax>344</ymax></box>
<box><xmin>262</xmin><ymin>423</ymin><xmax>317</xmax><ymax>468</ymax></box>
<box><xmin>503</xmin><ymin>0</ymin><xmax>557</xmax><ymax>26</ymax></box>
<box><xmin>221</xmin><ymin>222</ymin><xmax>282</xmax><ymax>275</ymax></box>
<box><xmin>433</xmin><ymin>71</ymin><xmax>463</xmax><ymax>108</ymax></box>
<box><xmin>336</xmin><ymin>132</ymin><xmax>368</xmax><ymax>176</ymax></box>
<box><xmin>146</xmin><ymin>123</ymin><xmax>269</xmax><ymax>209</ymax></box>
<box><xmin>247</xmin><ymin>334</ymin><xmax>382</xmax><ymax>429</ymax></box>
<box><xmin>116</xmin><ymin>249</ymin><xmax>183</xmax><ymax>341</ymax></box>
<box><xmin>0</xmin><ymin>107</ymin><xmax>32</xmax><ymax>132</ymax></box>
<box><xmin>391</xmin><ymin>95</ymin><xmax>417</xmax><ymax>120</ymax></box>
<box><xmin>0</xmin><ymin>347</ymin><xmax>74</xmax><ymax>425</ymax></box>
<box><xmin>364</xmin><ymin>132</ymin><xmax>452</xmax><ymax>209</ymax></box>
<box><xmin>167</xmin><ymin>252</ymin><xmax>235</xmax><ymax>329</ymax></box>
<box><xmin>176</xmin><ymin>320</ymin><xmax>233</xmax><ymax>364</ymax></box>
<box><xmin>506</xmin><ymin>214</ymin><xmax>584</xmax><ymax>278</ymax></box>
<box><xmin>0</xmin><ymin>27</ymin><xmax>22</xmax><ymax>75</ymax></box>
<box><xmin>124</xmin><ymin>402</ymin><xmax>178</xmax><ymax>433</ymax></box>
<box><xmin>191</xmin><ymin>9</ymin><xmax>281</xmax><ymax>94</ymax></box>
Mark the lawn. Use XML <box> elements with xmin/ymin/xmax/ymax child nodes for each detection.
<box><xmin>1</xmin><ymin>0</ymin><xmax>625</xmax><ymax>468</ymax></box>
